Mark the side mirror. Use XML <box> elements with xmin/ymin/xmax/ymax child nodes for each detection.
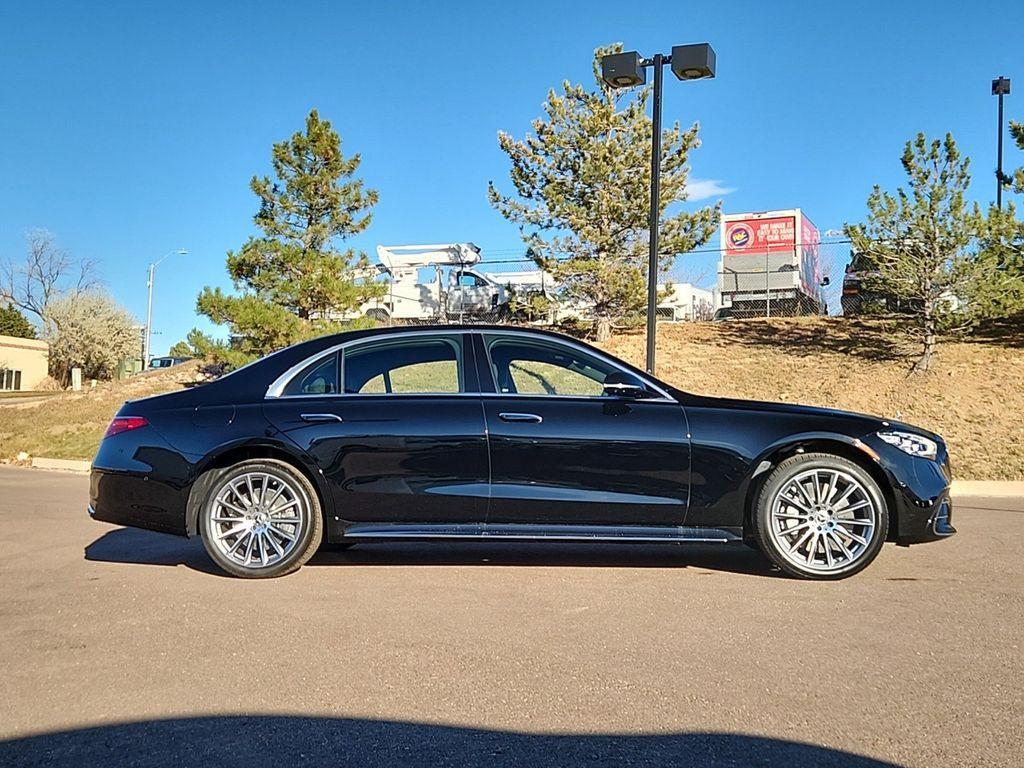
<box><xmin>603</xmin><ymin>371</ymin><xmax>647</xmax><ymax>399</ymax></box>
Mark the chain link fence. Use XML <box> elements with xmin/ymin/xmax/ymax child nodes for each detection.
<box><xmin>360</xmin><ymin>239</ymin><xmax>857</xmax><ymax>330</ymax></box>
<box><xmin>665</xmin><ymin>238</ymin><xmax>853</xmax><ymax>320</ymax></box>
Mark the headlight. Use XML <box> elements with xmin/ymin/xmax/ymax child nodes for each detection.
<box><xmin>877</xmin><ymin>430</ymin><xmax>938</xmax><ymax>460</ymax></box>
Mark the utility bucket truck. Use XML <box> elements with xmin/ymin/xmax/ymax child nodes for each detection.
<box><xmin>359</xmin><ymin>243</ymin><xmax>510</xmax><ymax>323</ymax></box>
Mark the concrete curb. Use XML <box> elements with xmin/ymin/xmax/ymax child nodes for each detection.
<box><xmin>950</xmin><ymin>480</ymin><xmax>1024</xmax><ymax>498</ymax></box>
<box><xmin>30</xmin><ymin>457</ymin><xmax>91</xmax><ymax>473</ymax></box>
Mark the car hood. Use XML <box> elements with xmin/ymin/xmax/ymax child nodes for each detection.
<box><xmin>673</xmin><ymin>390</ymin><xmax>942</xmax><ymax>441</ymax></box>
<box><xmin>689</xmin><ymin>393</ymin><xmax>882</xmax><ymax>422</ymax></box>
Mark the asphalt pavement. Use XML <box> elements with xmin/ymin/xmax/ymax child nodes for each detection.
<box><xmin>0</xmin><ymin>466</ymin><xmax>1021</xmax><ymax>767</ymax></box>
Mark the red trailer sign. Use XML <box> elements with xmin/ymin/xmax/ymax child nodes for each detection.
<box><xmin>724</xmin><ymin>215</ymin><xmax>796</xmax><ymax>256</ymax></box>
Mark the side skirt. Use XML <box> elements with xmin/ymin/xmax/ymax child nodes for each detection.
<box><xmin>340</xmin><ymin>522</ymin><xmax>740</xmax><ymax>544</ymax></box>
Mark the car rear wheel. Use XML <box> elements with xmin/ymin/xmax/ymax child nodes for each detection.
<box><xmin>199</xmin><ymin>459</ymin><xmax>322</xmax><ymax>578</ymax></box>
<box><xmin>753</xmin><ymin>453</ymin><xmax>888</xmax><ymax>580</ymax></box>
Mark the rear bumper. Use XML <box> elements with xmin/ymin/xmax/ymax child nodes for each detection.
<box><xmin>89</xmin><ymin>467</ymin><xmax>190</xmax><ymax>536</ymax></box>
<box><xmin>89</xmin><ymin>424</ymin><xmax>197</xmax><ymax>536</ymax></box>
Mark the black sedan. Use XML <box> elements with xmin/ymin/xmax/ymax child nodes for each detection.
<box><xmin>89</xmin><ymin>325</ymin><xmax>955</xmax><ymax>579</ymax></box>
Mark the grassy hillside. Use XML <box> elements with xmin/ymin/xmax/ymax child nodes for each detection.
<box><xmin>1</xmin><ymin>318</ymin><xmax>1021</xmax><ymax>479</ymax></box>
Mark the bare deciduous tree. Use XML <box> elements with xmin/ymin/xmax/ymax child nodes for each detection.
<box><xmin>0</xmin><ymin>229</ymin><xmax>100</xmax><ymax>323</ymax></box>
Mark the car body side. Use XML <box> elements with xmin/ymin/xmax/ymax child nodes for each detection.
<box><xmin>89</xmin><ymin>326</ymin><xmax>953</xmax><ymax>547</ymax></box>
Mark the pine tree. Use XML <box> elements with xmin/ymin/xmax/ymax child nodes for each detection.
<box><xmin>488</xmin><ymin>44</ymin><xmax>719</xmax><ymax>341</ymax></box>
<box><xmin>197</xmin><ymin>110</ymin><xmax>384</xmax><ymax>361</ymax></box>
<box><xmin>971</xmin><ymin>202</ymin><xmax>1024</xmax><ymax>322</ymax></box>
<box><xmin>1010</xmin><ymin>120</ymin><xmax>1024</xmax><ymax>193</ymax></box>
<box><xmin>0</xmin><ymin>303</ymin><xmax>35</xmax><ymax>339</ymax></box>
<box><xmin>846</xmin><ymin>133</ymin><xmax>984</xmax><ymax>372</ymax></box>
<box><xmin>167</xmin><ymin>340</ymin><xmax>194</xmax><ymax>358</ymax></box>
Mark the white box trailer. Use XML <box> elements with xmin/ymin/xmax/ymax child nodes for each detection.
<box><xmin>716</xmin><ymin>209</ymin><xmax>826</xmax><ymax>318</ymax></box>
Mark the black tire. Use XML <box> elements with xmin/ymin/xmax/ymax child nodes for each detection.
<box><xmin>199</xmin><ymin>459</ymin><xmax>323</xmax><ymax>578</ymax></box>
<box><xmin>752</xmin><ymin>452</ymin><xmax>888</xmax><ymax>580</ymax></box>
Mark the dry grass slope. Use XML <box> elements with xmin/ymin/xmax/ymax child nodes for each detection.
<box><xmin>1</xmin><ymin>319</ymin><xmax>1020</xmax><ymax>479</ymax></box>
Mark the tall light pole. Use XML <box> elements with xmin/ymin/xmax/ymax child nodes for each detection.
<box><xmin>992</xmin><ymin>76</ymin><xmax>1012</xmax><ymax>209</ymax></box>
<box><xmin>144</xmin><ymin>248</ymin><xmax>188</xmax><ymax>367</ymax></box>
<box><xmin>600</xmin><ymin>43</ymin><xmax>716</xmax><ymax>374</ymax></box>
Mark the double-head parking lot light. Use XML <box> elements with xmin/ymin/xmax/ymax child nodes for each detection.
<box><xmin>600</xmin><ymin>43</ymin><xmax>716</xmax><ymax>375</ymax></box>
<box><xmin>992</xmin><ymin>76</ymin><xmax>1012</xmax><ymax>209</ymax></box>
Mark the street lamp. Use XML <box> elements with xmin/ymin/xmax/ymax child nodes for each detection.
<box><xmin>601</xmin><ymin>43</ymin><xmax>716</xmax><ymax>374</ymax></box>
<box><xmin>992</xmin><ymin>76</ymin><xmax>1012</xmax><ymax>209</ymax></box>
<box><xmin>144</xmin><ymin>248</ymin><xmax>188</xmax><ymax>367</ymax></box>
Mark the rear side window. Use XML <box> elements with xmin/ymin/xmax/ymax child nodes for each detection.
<box><xmin>343</xmin><ymin>336</ymin><xmax>463</xmax><ymax>394</ymax></box>
<box><xmin>282</xmin><ymin>354</ymin><xmax>338</xmax><ymax>396</ymax></box>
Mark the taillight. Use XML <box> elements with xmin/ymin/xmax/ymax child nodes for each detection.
<box><xmin>104</xmin><ymin>416</ymin><xmax>148</xmax><ymax>438</ymax></box>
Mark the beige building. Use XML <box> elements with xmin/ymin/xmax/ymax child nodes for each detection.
<box><xmin>0</xmin><ymin>334</ymin><xmax>49</xmax><ymax>391</ymax></box>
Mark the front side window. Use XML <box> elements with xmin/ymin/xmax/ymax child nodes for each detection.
<box><xmin>458</xmin><ymin>272</ymin><xmax>485</xmax><ymax>288</ymax></box>
<box><xmin>484</xmin><ymin>335</ymin><xmax>641</xmax><ymax>397</ymax></box>
<box><xmin>343</xmin><ymin>336</ymin><xmax>463</xmax><ymax>394</ymax></box>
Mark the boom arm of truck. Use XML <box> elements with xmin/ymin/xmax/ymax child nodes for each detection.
<box><xmin>375</xmin><ymin>243</ymin><xmax>482</xmax><ymax>276</ymax></box>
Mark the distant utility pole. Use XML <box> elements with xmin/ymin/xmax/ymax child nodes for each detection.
<box><xmin>992</xmin><ymin>76</ymin><xmax>1012</xmax><ymax>209</ymax></box>
<box><xmin>144</xmin><ymin>249</ymin><xmax>188</xmax><ymax>366</ymax></box>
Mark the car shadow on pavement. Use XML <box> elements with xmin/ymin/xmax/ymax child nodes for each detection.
<box><xmin>0</xmin><ymin>716</ymin><xmax>902</xmax><ymax>767</ymax></box>
<box><xmin>312</xmin><ymin>541</ymin><xmax>783</xmax><ymax>577</ymax></box>
<box><xmin>84</xmin><ymin>527</ymin><xmax>224</xmax><ymax>576</ymax></box>
<box><xmin>84</xmin><ymin>528</ymin><xmax>783</xmax><ymax>578</ymax></box>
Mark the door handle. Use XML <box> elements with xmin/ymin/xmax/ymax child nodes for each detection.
<box><xmin>499</xmin><ymin>412</ymin><xmax>543</xmax><ymax>424</ymax></box>
<box><xmin>300</xmin><ymin>413</ymin><xmax>344</xmax><ymax>423</ymax></box>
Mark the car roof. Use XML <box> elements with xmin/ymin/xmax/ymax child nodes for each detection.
<box><xmin>277</xmin><ymin>324</ymin><xmax>591</xmax><ymax>357</ymax></box>
<box><xmin>194</xmin><ymin>324</ymin><xmax>663</xmax><ymax>403</ymax></box>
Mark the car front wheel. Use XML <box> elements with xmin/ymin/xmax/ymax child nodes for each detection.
<box><xmin>199</xmin><ymin>459</ymin><xmax>323</xmax><ymax>578</ymax></box>
<box><xmin>753</xmin><ymin>452</ymin><xmax>888</xmax><ymax>580</ymax></box>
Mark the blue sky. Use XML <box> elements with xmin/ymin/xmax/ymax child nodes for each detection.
<box><xmin>2</xmin><ymin>0</ymin><xmax>1022</xmax><ymax>353</ymax></box>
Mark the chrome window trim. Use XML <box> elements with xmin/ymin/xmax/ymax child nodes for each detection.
<box><xmin>264</xmin><ymin>327</ymin><xmax>676</xmax><ymax>403</ymax></box>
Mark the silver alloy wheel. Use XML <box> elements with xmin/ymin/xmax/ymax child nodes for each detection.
<box><xmin>768</xmin><ymin>467</ymin><xmax>877</xmax><ymax>573</ymax></box>
<box><xmin>208</xmin><ymin>471</ymin><xmax>306</xmax><ymax>570</ymax></box>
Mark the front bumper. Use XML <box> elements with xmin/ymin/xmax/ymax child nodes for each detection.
<box><xmin>869</xmin><ymin>441</ymin><xmax>956</xmax><ymax>545</ymax></box>
<box><xmin>891</xmin><ymin>487</ymin><xmax>956</xmax><ymax>545</ymax></box>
